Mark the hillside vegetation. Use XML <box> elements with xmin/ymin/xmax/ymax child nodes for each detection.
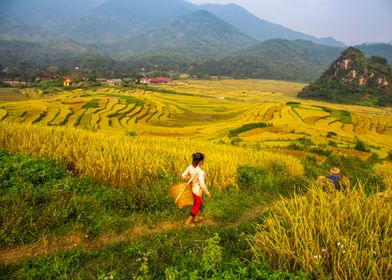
<box><xmin>2</xmin><ymin>39</ymin><xmax>391</xmax><ymax>82</ymax></box>
<box><xmin>300</xmin><ymin>47</ymin><xmax>392</xmax><ymax>106</ymax></box>
<box><xmin>1</xmin><ymin>80</ymin><xmax>392</xmax><ymax>279</ymax></box>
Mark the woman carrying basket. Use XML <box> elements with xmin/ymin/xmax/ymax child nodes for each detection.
<box><xmin>181</xmin><ymin>152</ymin><xmax>212</xmax><ymax>227</ymax></box>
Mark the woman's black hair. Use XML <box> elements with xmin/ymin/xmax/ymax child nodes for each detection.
<box><xmin>192</xmin><ymin>152</ymin><xmax>205</xmax><ymax>167</ymax></box>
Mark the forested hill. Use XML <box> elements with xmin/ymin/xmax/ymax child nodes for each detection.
<box><xmin>109</xmin><ymin>10</ymin><xmax>256</xmax><ymax>58</ymax></box>
<box><xmin>1</xmin><ymin>38</ymin><xmax>392</xmax><ymax>82</ymax></box>
<box><xmin>357</xmin><ymin>43</ymin><xmax>392</xmax><ymax>65</ymax></box>
<box><xmin>189</xmin><ymin>39</ymin><xmax>343</xmax><ymax>81</ymax></box>
<box><xmin>299</xmin><ymin>47</ymin><xmax>392</xmax><ymax>106</ymax></box>
<box><xmin>0</xmin><ymin>0</ymin><xmax>344</xmax><ymax>49</ymax></box>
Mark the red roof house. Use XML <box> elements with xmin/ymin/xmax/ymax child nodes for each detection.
<box><xmin>150</xmin><ymin>77</ymin><xmax>172</xmax><ymax>84</ymax></box>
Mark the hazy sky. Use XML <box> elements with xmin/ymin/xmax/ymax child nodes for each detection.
<box><xmin>188</xmin><ymin>0</ymin><xmax>392</xmax><ymax>45</ymax></box>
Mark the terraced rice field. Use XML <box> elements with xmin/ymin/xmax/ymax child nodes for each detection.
<box><xmin>1</xmin><ymin>80</ymin><xmax>392</xmax><ymax>151</ymax></box>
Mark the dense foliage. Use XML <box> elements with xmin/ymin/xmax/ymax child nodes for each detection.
<box><xmin>191</xmin><ymin>39</ymin><xmax>342</xmax><ymax>81</ymax></box>
<box><xmin>299</xmin><ymin>47</ymin><xmax>392</xmax><ymax>106</ymax></box>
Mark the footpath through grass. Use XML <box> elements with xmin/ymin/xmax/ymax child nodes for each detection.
<box><xmin>0</xmin><ymin>150</ymin><xmax>310</xmax><ymax>279</ymax></box>
<box><xmin>0</xmin><ymin>147</ymin><xmax>389</xmax><ymax>279</ymax></box>
<box><xmin>0</xmin><ymin>150</ymin><xmax>304</xmax><ymax>250</ymax></box>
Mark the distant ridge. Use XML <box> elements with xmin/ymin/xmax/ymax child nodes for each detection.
<box><xmin>0</xmin><ymin>0</ymin><xmax>345</xmax><ymax>52</ymax></box>
<box><xmin>299</xmin><ymin>47</ymin><xmax>392</xmax><ymax>106</ymax></box>
<box><xmin>357</xmin><ymin>43</ymin><xmax>392</xmax><ymax>64</ymax></box>
<box><xmin>113</xmin><ymin>10</ymin><xmax>257</xmax><ymax>58</ymax></box>
<box><xmin>190</xmin><ymin>39</ymin><xmax>342</xmax><ymax>81</ymax></box>
<box><xmin>199</xmin><ymin>3</ymin><xmax>346</xmax><ymax>47</ymax></box>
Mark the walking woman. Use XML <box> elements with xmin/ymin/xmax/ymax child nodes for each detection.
<box><xmin>181</xmin><ymin>152</ymin><xmax>212</xmax><ymax>227</ymax></box>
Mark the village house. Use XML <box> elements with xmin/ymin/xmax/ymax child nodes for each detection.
<box><xmin>3</xmin><ymin>80</ymin><xmax>28</xmax><ymax>86</ymax></box>
<box><xmin>138</xmin><ymin>77</ymin><xmax>173</xmax><ymax>85</ymax></box>
<box><xmin>150</xmin><ymin>77</ymin><xmax>173</xmax><ymax>84</ymax></box>
<box><xmin>96</xmin><ymin>78</ymin><xmax>108</xmax><ymax>83</ymax></box>
<box><xmin>36</xmin><ymin>76</ymin><xmax>54</xmax><ymax>82</ymax></box>
<box><xmin>139</xmin><ymin>77</ymin><xmax>151</xmax><ymax>85</ymax></box>
<box><xmin>106</xmin><ymin>79</ymin><xmax>124</xmax><ymax>87</ymax></box>
<box><xmin>63</xmin><ymin>77</ymin><xmax>74</xmax><ymax>87</ymax></box>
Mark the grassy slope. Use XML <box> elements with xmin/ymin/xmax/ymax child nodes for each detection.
<box><xmin>0</xmin><ymin>139</ymin><xmax>388</xmax><ymax>278</ymax></box>
<box><xmin>2</xmin><ymin>81</ymin><xmax>392</xmax><ymax>153</ymax></box>
<box><xmin>0</xmin><ymin>81</ymin><xmax>391</xmax><ymax>278</ymax></box>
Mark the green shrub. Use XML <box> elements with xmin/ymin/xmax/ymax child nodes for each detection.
<box><xmin>326</xmin><ymin>131</ymin><xmax>337</xmax><ymax>138</ymax></box>
<box><xmin>229</xmin><ymin>122</ymin><xmax>270</xmax><ymax>137</ymax></box>
<box><xmin>328</xmin><ymin>140</ymin><xmax>337</xmax><ymax>147</ymax></box>
<box><xmin>126</xmin><ymin>131</ymin><xmax>137</xmax><ymax>137</ymax></box>
<box><xmin>202</xmin><ymin>233</ymin><xmax>222</xmax><ymax>274</ymax></box>
<box><xmin>354</xmin><ymin>140</ymin><xmax>369</xmax><ymax>152</ymax></box>
<box><xmin>309</xmin><ymin>147</ymin><xmax>332</xmax><ymax>157</ymax></box>
<box><xmin>386</xmin><ymin>151</ymin><xmax>392</xmax><ymax>161</ymax></box>
<box><xmin>287</xmin><ymin>143</ymin><xmax>304</xmax><ymax>150</ymax></box>
<box><xmin>0</xmin><ymin>151</ymin><xmax>178</xmax><ymax>247</ymax></box>
<box><xmin>230</xmin><ymin>136</ymin><xmax>242</xmax><ymax>145</ymax></box>
<box><xmin>286</xmin><ymin>101</ymin><xmax>301</xmax><ymax>107</ymax></box>
<box><xmin>83</xmin><ymin>99</ymin><xmax>100</xmax><ymax>109</ymax></box>
<box><xmin>299</xmin><ymin>137</ymin><xmax>315</xmax><ymax>146</ymax></box>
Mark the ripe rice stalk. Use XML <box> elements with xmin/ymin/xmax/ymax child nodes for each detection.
<box><xmin>251</xmin><ymin>185</ymin><xmax>392</xmax><ymax>279</ymax></box>
<box><xmin>0</xmin><ymin>122</ymin><xmax>304</xmax><ymax>191</ymax></box>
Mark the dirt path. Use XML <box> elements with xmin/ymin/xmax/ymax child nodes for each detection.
<box><xmin>0</xmin><ymin>205</ymin><xmax>266</xmax><ymax>265</ymax></box>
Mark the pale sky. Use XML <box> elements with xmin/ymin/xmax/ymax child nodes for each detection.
<box><xmin>188</xmin><ymin>0</ymin><xmax>392</xmax><ymax>45</ymax></box>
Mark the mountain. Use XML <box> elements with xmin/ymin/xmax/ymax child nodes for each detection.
<box><xmin>0</xmin><ymin>39</ymin><xmax>121</xmax><ymax>79</ymax></box>
<box><xmin>95</xmin><ymin>0</ymin><xmax>193</xmax><ymax>25</ymax></box>
<box><xmin>40</xmin><ymin>0</ymin><xmax>194</xmax><ymax>44</ymax></box>
<box><xmin>0</xmin><ymin>0</ymin><xmax>103</xmax><ymax>26</ymax></box>
<box><xmin>357</xmin><ymin>43</ymin><xmax>392</xmax><ymax>64</ymax></box>
<box><xmin>198</xmin><ymin>3</ymin><xmax>346</xmax><ymax>47</ymax></box>
<box><xmin>190</xmin><ymin>39</ymin><xmax>342</xmax><ymax>81</ymax></box>
<box><xmin>299</xmin><ymin>47</ymin><xmax>392</xmax><ymax>106</ymax></box>
<box><xmin>0</xmin><ymin>0</ymin><xmax>346</xmax><ymax>52</ymax></box>
<box><xmin>318</xmin><ymin>37</ymin><xmax>346</xmax><ymax>48</ymax></box>
<box><xmin>112</xmin><ymin>10</ymin><xmax>256</xmax><ymax>58</ymax></box>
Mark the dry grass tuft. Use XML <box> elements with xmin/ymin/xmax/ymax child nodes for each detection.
<box><xmin>252</xmin><ymin>186</ymin><xmax>392</xmax><ymax>279</ymax></box>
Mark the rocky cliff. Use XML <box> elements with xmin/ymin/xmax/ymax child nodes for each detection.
<box><xmin>299</xmin><ymin>47</ymin><xmax>392</xmax><ymax>106</ymax></box>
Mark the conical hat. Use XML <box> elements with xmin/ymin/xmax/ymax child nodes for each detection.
<box><xmin>330</xmin><ymin>167</ymin><xmax>341</xmax><ymax>175</ymax></box>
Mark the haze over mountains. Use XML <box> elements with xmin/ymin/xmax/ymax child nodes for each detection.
<box><xmin>0</xmin><ymin>0</ymin><xmax>391</xmax><ymax>81</ymax></box>
<box><xmin>0</xmin><ymin>0</ymin><xmax>345</xmax><ymax>53</ymax></box>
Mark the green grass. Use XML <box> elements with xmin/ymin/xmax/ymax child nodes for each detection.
<box><xmin>103</xmin><ymin>94</ymin><xmax>144</xmax><ymax>106</ymax></box>
<box><xmin>31</xmin><ymin>111</ymin><xmax>47</xmax><ymax>124</ymax></box>
<box><xmin>0</xmin><ymin>151</ymin><xmax>182</xmax><ymax>247</ymax></box>
<box><xmin>0</xmin><ymin>223</ymin><xmax>311</xmax><ymax>279</ymax></box>
<box><xmin>0</xmin><ymin>147</ymin><xmax>387</xmax><ymax>279</ymax></box>
<box><xmin>316</xmin><ymin>106</ymin><xmax>352</xmax><ymax>124</ymax></box>
<box><xmin>82</xmin><ymin>99</ymin><xmax>100</xmax><ymax>109</ymax></box>
<box><xmin>228</xmin><ymin>122</ymin><xmax>271</xmax><ymax>137</ymax></box>
<box><xmin>0</xmin><ymin>149</ymin><xmax>308</xmax><ymax>249</ymax></box>
<box><xmin>286</xmin><ymin>101</ymin><xmax>301</xmax><ymax>107</ymax></box>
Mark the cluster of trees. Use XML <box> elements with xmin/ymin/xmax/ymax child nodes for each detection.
<box><xmin>300</xmin><ymin>48</ymin><xmax>392</xmax><ymax>106</ymax></box>
<box><xmin>1</xmin><ymin>39</ymin><xmax>392</xmax><ymax>85</ymax></box>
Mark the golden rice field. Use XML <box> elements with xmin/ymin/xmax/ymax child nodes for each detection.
<box><xmin>252</xmin><ymin>186</ymin><xmax>392</xmax><ymax>280</ymax></box>
<box><xmin>1</xmin><ymin>80</ymin><xmax>392</xmax><ymax>153</ymax></box>
<box><xmin>1</xmin><ymin>80</ymin><xmax>392</xmax><ymax>279</ymax></box>
<box><xmin>0</xmin><ymin>122</ymin><xmax>304</xmax><ymax>191</ymax></box>
<box><xmin>0</xmin><ymin>80</ymin><xmax>392</xmax><ymax>158</ymax></box>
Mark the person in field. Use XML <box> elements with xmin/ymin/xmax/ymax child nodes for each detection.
<box><xmin>327</xmin><ymin>167</ymin><xmax>343</xmax><ymax>189</ymax></box>
<box><xmin>182</xmin><ymin>152</ymin><xmax>212</xmax><ymax>227</ymax></box>
<box><xmin>316</xmin><ymin>167</ymin><xmax>350</xmax><ymax>192</ymax></box>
